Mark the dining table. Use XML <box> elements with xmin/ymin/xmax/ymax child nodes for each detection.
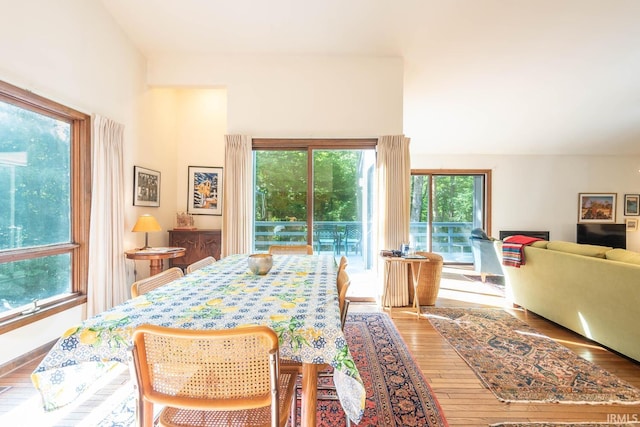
<box><xmin>31</xmin><ymin>253</ymin><xmax>365</xmax><ymax>427</ymax></box>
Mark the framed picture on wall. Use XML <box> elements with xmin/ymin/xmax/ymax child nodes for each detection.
<box><xmin>578</xmin><ymin>193</ymin><xmax>616</xmax><ymax>223</ymax></box>
<box><xmin>625</xmin><ymin>218</ymin><xmax>638</xmax><ymax>231</ymax></box>
<box><xmin>187</xmin><ymin>166</ymin><xmax>223</xmax><ymax>215</ymax></box>
<box><xmin>623</xmin><ymin>194</ymin><xmax>639</xmax><ymax>216</ymax></box>
<box><xmin>133</xmin><ymin>166</ymin><xmax>160</xmax><ymax>207</ymax></box>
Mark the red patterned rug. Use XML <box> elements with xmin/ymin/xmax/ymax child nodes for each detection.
<box><xmin>299</xmin><ymin>312</ymin><xmax>449</xmax><ymax>427</ymax></box>
<box><xmin>423</xmin><ymin>307</ymin><xmax>640</xmax><ymax>404</ymax></box>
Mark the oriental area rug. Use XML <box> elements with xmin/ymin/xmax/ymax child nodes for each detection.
<box><xmin>490</xmin><ymin>423</ymin><xmax>640</xmax><ymax>427</ymax></box>
<box><xmin>422</xmin><ymin>307</ymin><xmax>640</xmax><ymax>405</ymax></box>
<box><xmin>99</xmin><ymin>312</ymin><xmax>448</xmax><ymax>427</ymax></box>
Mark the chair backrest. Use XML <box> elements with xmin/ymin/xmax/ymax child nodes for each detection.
<box><xmin>268</xmin><ymin>245</ymin><xmax>314</xmax><ymax>255</ymax></box>
<box><xmin>344</xmin><ymin>224</ymin><xmax>361</xmax><ymax>240</ymax></box>
<box><xmin>131</xmin><ymin>267</ymin><xmax>184</xmax><ymax>298</ymax></box>
<box><xmin>337</xmin><ymin>270</ymin><xmax>350</xmax><ymax>321</ymax></box>
<box><xmin>337</xmin><ymin>255</ymin><xmax>348</xmax><ymax>274</ymax></box>
<box><xmin>185</xmin><ymin>256</ymin><xmax>216</xmax><ymax>274</ymax></box>
<box><xmin>130</xmin><ymin>325</ymin><xmax>281</xmax><ymax>421</ymax></box>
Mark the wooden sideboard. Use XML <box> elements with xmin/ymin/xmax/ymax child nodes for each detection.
<box><xmin>168</xmin><ymin>229</ymin><xmax>222</xmax><ymax>270</ymax></box>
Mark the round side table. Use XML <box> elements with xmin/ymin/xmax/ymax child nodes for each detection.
<box><xmin>125</xmin><ymin>248</ymin><xmax>186</xmax><ymax>276</ymax></box>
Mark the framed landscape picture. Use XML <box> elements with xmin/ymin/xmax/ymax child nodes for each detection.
<box><xmin>133</xmin><ymin>166</ymin><xmax>160</xmax><ymax>207</ymax></box>
<box><xmin>578</xmin><ymin>193</ymin><xmax>616</xmax><ymax>223</ymax></box>
<box><xmin>623</xmin><ymin>194</ymin><xmax>639</xmax><ymax>216</ymax></box>
<box><xmin>187</xmin><ymin>166</ymin><xmax>223</xmax><ymax>215</ymax></box>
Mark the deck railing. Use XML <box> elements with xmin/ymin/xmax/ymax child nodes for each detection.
<box><xmin>253</xmin><ymin>221</ymin><xmax>474</xmax><ymax>263</ymax></box>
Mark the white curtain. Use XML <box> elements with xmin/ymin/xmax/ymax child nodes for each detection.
<box><xmin>222</xmin><ymin>135</ymin><xmax>253</xmax><ymax>256</ymax></box>
<box><xmin>87</xmin><ymin>115</ymin><xmax>126</xmax><ymax>316</ymax></box>
<box><xmin>377</xmin><ymin>135</ymin><xmax>411</xmax><ymax>306</ymax></box>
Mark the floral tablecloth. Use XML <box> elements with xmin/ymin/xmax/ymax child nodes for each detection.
<box><xmin>31</xmin><ymin>254</ymin><xmax>365</xmax><ymax>423</ymax></box>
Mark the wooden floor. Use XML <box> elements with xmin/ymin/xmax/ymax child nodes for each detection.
<box><xmin>1</xmin><ymin>269</ymin><xmax>639</xmax><ymax>426</ymax></box>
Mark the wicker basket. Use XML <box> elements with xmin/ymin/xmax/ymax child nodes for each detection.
<box><xmin>408</xmin><ymin>252</ymin><xmax>443</xmax><ymax>306</ymax></box>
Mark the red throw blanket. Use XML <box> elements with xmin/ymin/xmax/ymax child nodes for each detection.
<box><xmin>502</xmin><ymin>235</ymin><xmax>542</xmax><ymax>268</ymax></box>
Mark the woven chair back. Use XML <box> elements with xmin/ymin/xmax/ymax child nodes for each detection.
<box><xmin>131</xmin><ymin>267</ymin><xmax>184</xmax><ymax>298</ymax></box>
<box><xmin>186</xmin><ymin>256</ymin><xmax>216</xmax><ymax>274</ymax></box>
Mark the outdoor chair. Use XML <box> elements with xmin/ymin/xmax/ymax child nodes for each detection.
<box><xmin>128</xmin><ymin>324</ymin><xmax>297</xmax><ymax>427</ymax></box>
<box><xmin>130</xmin><ymin>267</ymin><xmax>184</xmax><ymax>298</ymax></box>
<box><xmin>185</xmin><ymin>256</ymin><xmax>216</xmax><ymax>274</ymax></box>
<box><xmin>343</xmin><ymin>224</ymin><xmax>362</xmax><ymax>255</ymax></box>
<box><xmin>314</xmin><ymin>225</ymin><xmax>340</xmax><ymax>254</ymax></box>
<box><xmin>268</xmin><ymin>245</ymin><xmax>314</xmax><ymax>255</ymax></box>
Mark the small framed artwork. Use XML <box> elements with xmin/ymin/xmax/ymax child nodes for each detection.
<box><xmin>623</xmin><ymin>194</ymin><xmax>639</xmax><ymax>216</ymax></box>
<box><xmin>578</xmin><ymin>193</ymin><xmax>616</xmax><ymax>223</ymax></box>
<box><xmin>625</xmin><ymin>218</ymin><xmax>638</xmax><ymax>231</ymax></box>
<box><xmin>187</xmin><ymin>166</ymin><xmax>223</xmax><ymax>215</ymax></box>
<box><xmin>133</xmin><ymin>166</ymin><xmax>160</xmax><ymax>207</ymax></box>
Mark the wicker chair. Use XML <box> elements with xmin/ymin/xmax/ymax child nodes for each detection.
<box><xmin>337</xmin><ymin>255</ymin><xmax>348</xmax><ymax>274</ymax></box>
<box><xmin>336</xmin><ymin>269</ymin><xmax>351</xmax><ymax>319</ymax></box>
<box><xmin>186</xmin><ymin>256</ymin><xmax>216</xmax><ymax>274</ymax></box>
<box><xmin>268</xmin><ymin>245</ymin><xmax>314</xmax><ymax>255</ymax></box>
<box><xmin>410</xmin><ymin>252</ymin><xmax>444</xmax><ymax>306</ymax></box>
<box><xmin>130</xmin><ymin>267</ymin><xmax>184</xmax><ymax>298</ymax></box>
<box><xmin>129</xmin><ymin>324</ymin><xmax>297</xmax><ymax>427</ymax></box>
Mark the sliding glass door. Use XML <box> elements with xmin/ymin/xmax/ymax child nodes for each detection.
<box><xmin>253</xmin><ymin>141</ymin><xmax>376</xmax><ymax>272</ymax></box>
<box><xmin>410</xmin><ymin>171</ymin><xmax>491</xmax><ymax>263</ymax></box>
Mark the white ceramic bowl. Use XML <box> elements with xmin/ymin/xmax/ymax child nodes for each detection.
<box><xmin>247</xmin><ymin>253</ymin><xmax>273</xmax><ymax>275</ymax></box>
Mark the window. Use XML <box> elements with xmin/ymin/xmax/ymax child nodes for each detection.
<box><xmin>0</xmin><ymin>80</ymin><xmax>90</xmax><ymax>330</ymax></box>
<box><xmin>252</xmin><ymin>139</ymin><xmax>377</xmax><ymax>270</ymax></box>
<box><xmin>410</xmin><ymin>170</ymin><xmax>491</xmax><ymax>263</ymax></box>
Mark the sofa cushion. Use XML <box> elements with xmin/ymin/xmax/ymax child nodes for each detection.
<box><xmin>530</xmin><ymin>240</ymin><xmax>549</xmax><ymax>249</ymax></box>
<box><xmin>546</xmin><ymin>241</ymin><xmax>611</xmax><ymax>258</ymax></box>
<box><xmin>605</xmin><ymin>248</ymin><xmax>640</xmax><ymax>265</ymax></box>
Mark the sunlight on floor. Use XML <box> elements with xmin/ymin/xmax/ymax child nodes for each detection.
<box><xmin>1</xmin><ymin>364</ymin><xmax>130</xmax><ymax>427</ymax></box>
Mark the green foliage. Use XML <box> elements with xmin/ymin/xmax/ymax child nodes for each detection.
<box><xmin>0</xmin><ymin>101</ymin><xmax>72</xmax><ymax>312</ymax></box>
<box><xmin>0</xmin><ymin>101</ymin><xmax>71</xmax><ymax>249</ymax></box>
<box><xmin>410</xmin><ymin>175</ymin><xmax>476</xmax><ymax>223</ymax></box>
<box><xmin>254</xmin><ymin>150</ymin><xmax>362</xmax><ymax>222</ymax></box>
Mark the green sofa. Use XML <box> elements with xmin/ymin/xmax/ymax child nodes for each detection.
<box><xmin>503</xmin><ymin>240</ymin><xmax>640</xmax><ymax>362</ymax></box>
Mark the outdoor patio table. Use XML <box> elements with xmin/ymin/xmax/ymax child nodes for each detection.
<box><xmin>31</xmin><ymin>253</ymin><xmax>365</xmax><ymax>427</ymax></box>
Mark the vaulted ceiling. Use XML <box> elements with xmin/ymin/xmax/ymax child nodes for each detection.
<box><xmin>100</xmin><ymin>0</ymin><xmax>640</xmax><ymax>155</ymax></box>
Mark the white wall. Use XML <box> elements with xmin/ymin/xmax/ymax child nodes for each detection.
<box><xmin>411</xmin><ymin>153</ymin><xmax>640</xmax><ymax>252</ymax></box>
<box><xmin>0</xmin><ymin>0</ymin><xmax>149</xmax><ymax>365</ymax></box>
<box><xmin>147</xmin><ymin>54</ymin><xmax>404</xmax><ymax>137</ymax></box>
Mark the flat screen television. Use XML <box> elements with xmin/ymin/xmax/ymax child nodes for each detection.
<box><xmin>576</xmin><ymin>223</ymin><xmax>626</xmax><ymax>249</ymax></box>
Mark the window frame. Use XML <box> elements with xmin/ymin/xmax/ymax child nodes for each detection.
<box><xmin>0</xmin><ymin>80</ymin><xmax>90</xmax><ymax>333</ymax></box>
<box><xmin>411</xmin><ymin>169</ymin><xmax>492</xmax><ymax>258</ymax></box>
<box><xmin>252</xmin><ymin>138</ymin><xmax>377</xmax><ymax>244</ymax></box>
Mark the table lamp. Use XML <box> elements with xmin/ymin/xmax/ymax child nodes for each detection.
<box><xmin>132</xmin><ymin>214</ymin><xmax>162</xmax><ymax>249</ymax></box>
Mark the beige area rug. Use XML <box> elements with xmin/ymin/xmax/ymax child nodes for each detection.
<box><xmin>423</xmin><ymin>307</ymin><xmax>640</xmax><ymax>404</ymax></box>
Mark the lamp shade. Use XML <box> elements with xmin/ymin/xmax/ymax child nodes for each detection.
<box><xmin>132</xmin><ymin>214</ymin><xmax>162</xmax><ymax>233</ymax></box>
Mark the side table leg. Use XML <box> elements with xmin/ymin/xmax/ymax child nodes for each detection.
<box><xmin>149</xmin><ymin>259</ymin><xmax>163</xmax><ymax>277</ymax></box>
<box><xmin>381</xmin><ymin>260</ymin><xmax>392</xmax><ymax>315</ymax></box>
<box><xmin>410</xmin><ymin>261</ymin><xmax>422</xmax><ymax>318</ymax></box>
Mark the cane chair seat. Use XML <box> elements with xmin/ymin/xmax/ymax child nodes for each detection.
<box><xmin>131</xmin><ymin>267</ymin><xmax>184</xmax><ymax>298</ymax></box>
<box><xmin>185</xmin><ymin>256</ymin><xmax>216</xmax><ymax>274</ymax></box>
<box><xmin>129</xmin><ymin>325</ymin><xmax>296</xmax><ymax>427</ymax></box>
<box><xmin>268</xmin><ymin>245</ymin><xmax>314</xmax><ymax>255</ymax></box>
